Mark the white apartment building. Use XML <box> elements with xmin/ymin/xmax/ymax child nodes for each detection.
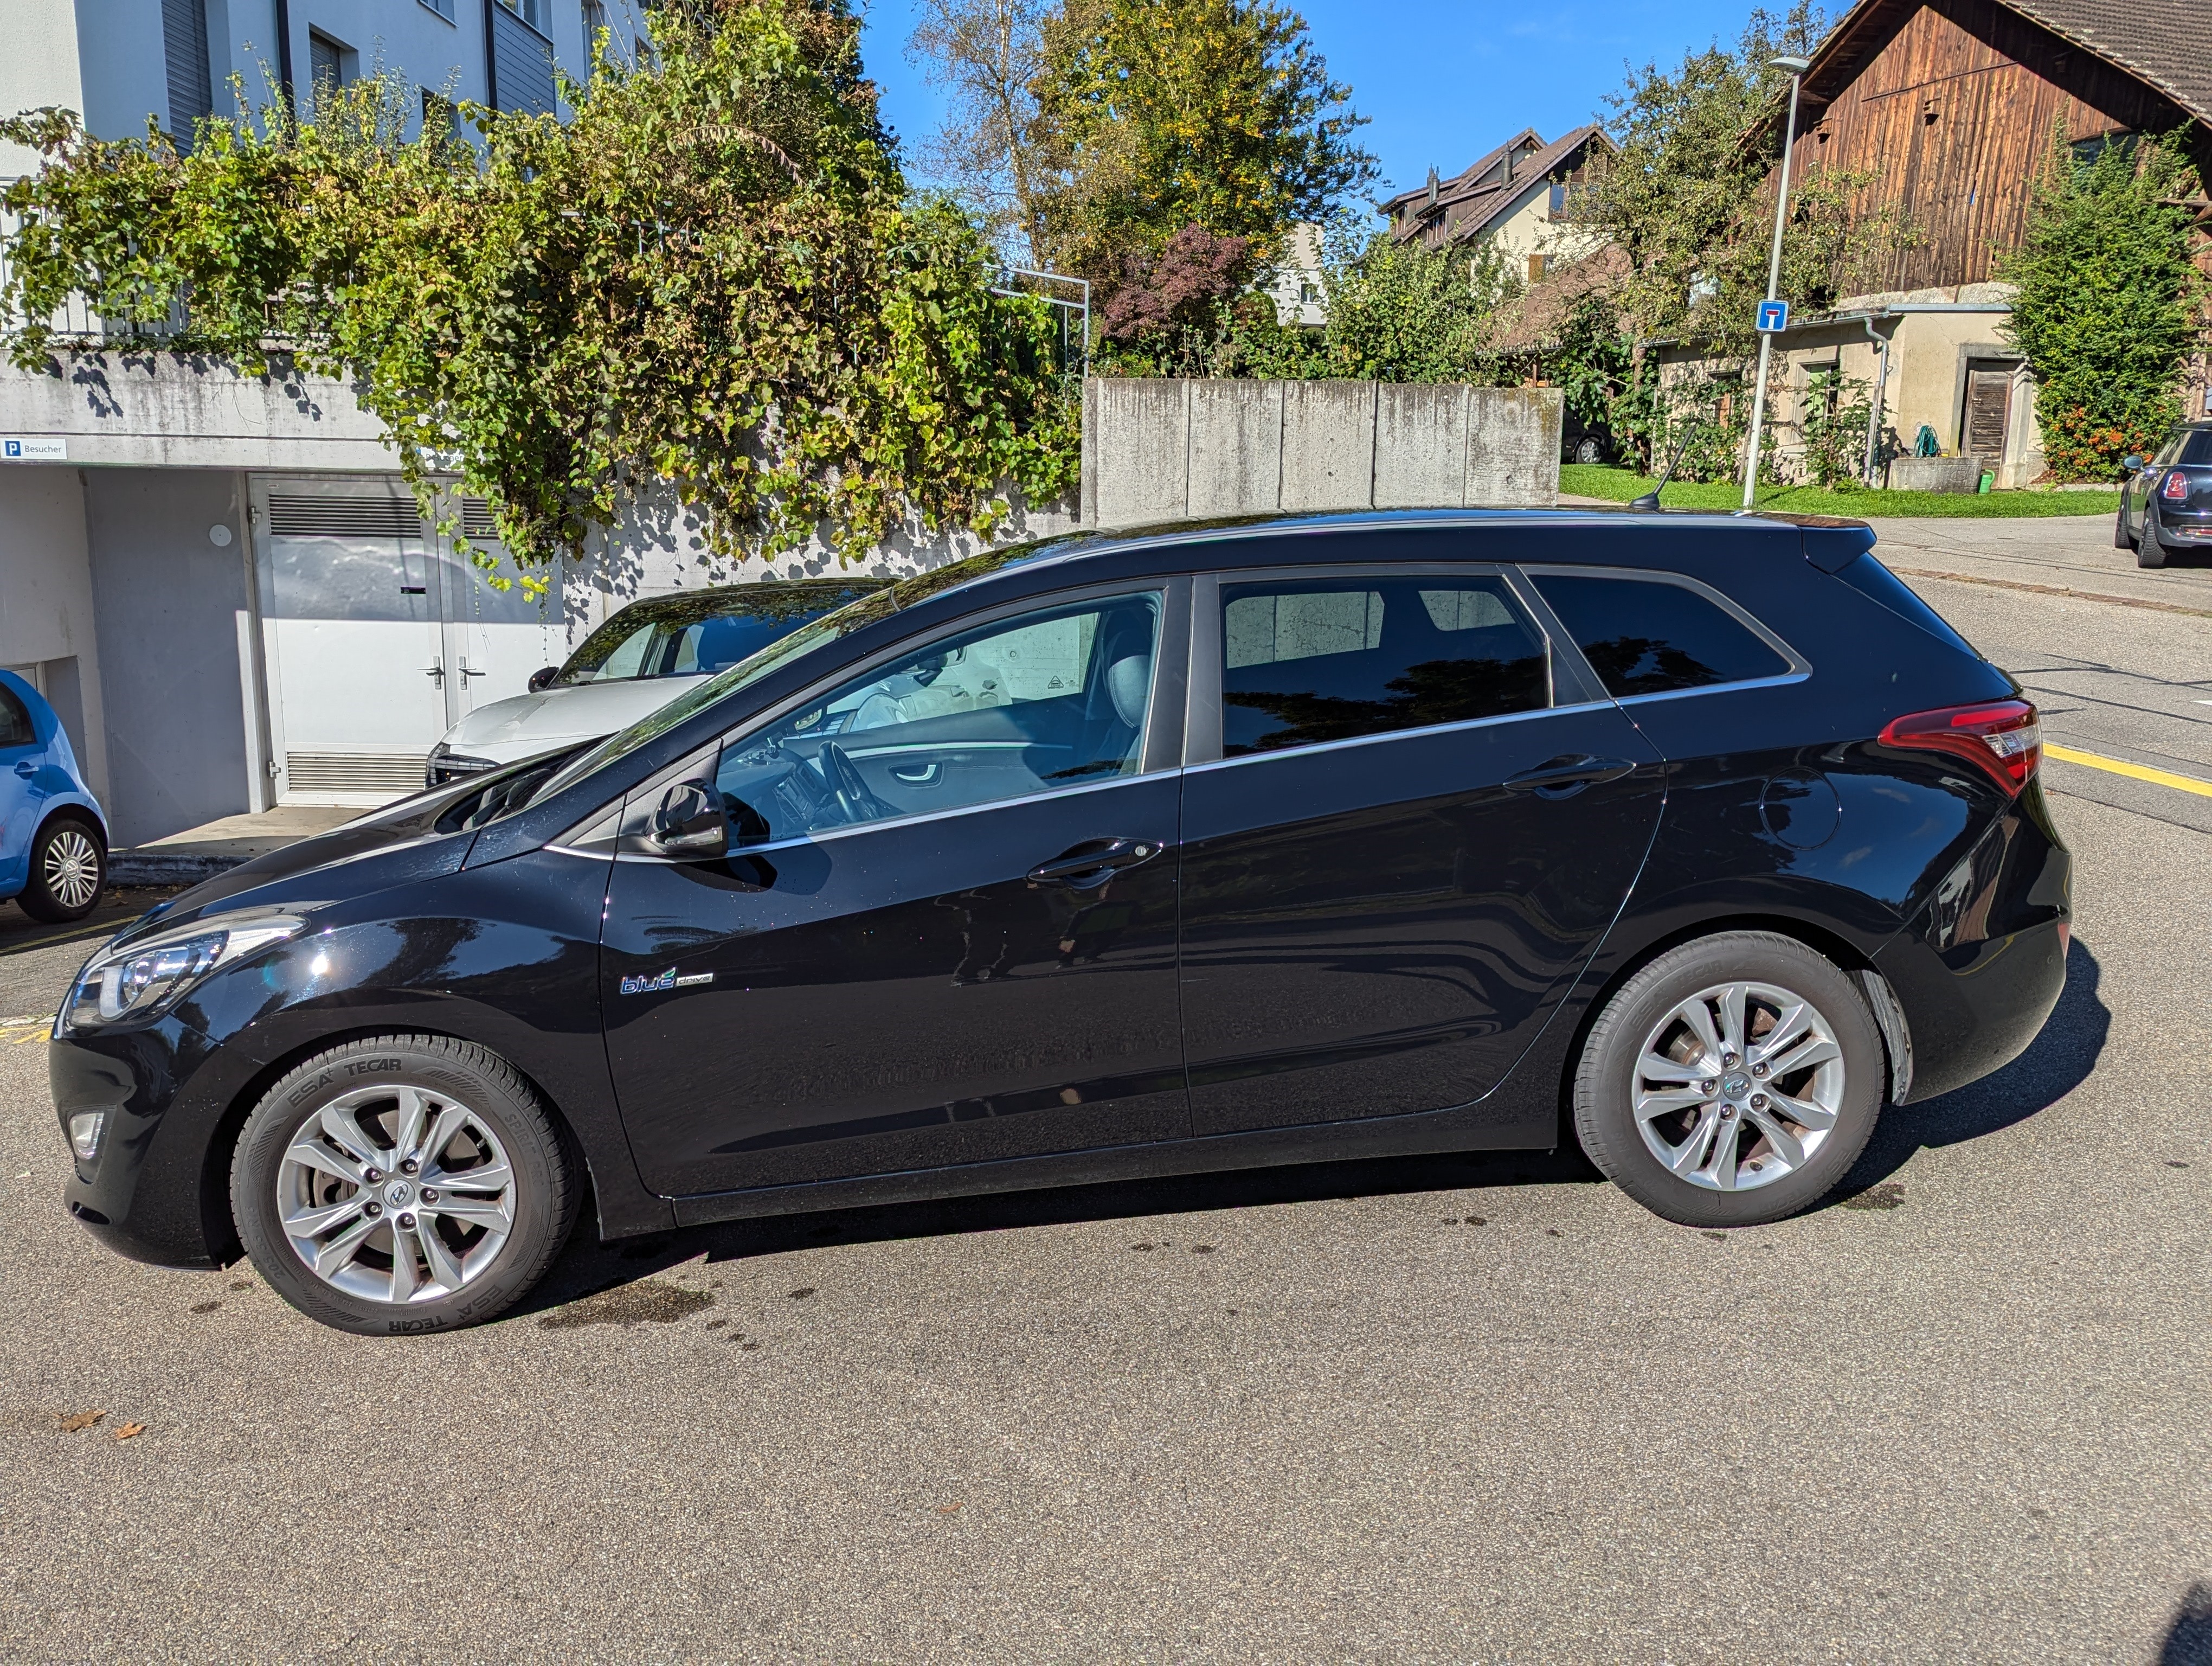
<box><xmin>0</xmin><ymin>0</ymin><xmax>661</xmax><ymax>846</ymax></box>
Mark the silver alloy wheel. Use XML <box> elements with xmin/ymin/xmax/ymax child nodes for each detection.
<box><xmin>41</xmin><ymin>827</ymin><xmax>101</xmax><ymax>912</ymax></box>
<box><xmin>1631</xmin><ymin>979</ymin><xmax>1846</xmax><ymax>1192</ymax></box>
<box><xmin>276</xmin><ymin>1084</ymin><xmax>518</xmax><ymax>1304</ymax></box>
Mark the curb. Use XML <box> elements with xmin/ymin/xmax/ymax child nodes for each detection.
<box><xmin>108</xmin><ymin>851</ymin><xmax>250</xmax><ymax>886</ymax></box>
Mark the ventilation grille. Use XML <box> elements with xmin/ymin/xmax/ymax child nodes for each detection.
<box><xmin>284</xmin><ymin>752</ymin><xmax>427</xmax><ymax>794</ymax></box>
<box><xmin>266</xmin><ymin>495</ymin><xmax>424</xmax><ymax>539</ymax></box>
<box><xmin>459</xmin><ymin>497</ymin><xmax>502</xmax><ymax>540</ymax></box>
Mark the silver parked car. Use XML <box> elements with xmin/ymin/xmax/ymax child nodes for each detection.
<box><xmin>426</xmin><ymin>579</ymin><xmax>886</xmax><ymax>785</ymax></box>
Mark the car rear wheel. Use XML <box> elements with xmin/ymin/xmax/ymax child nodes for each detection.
<box><xmin>16</xmin><ymin>815</ymin><xmax>105</xmax><ymax>922</ymax></box>
<box><xmin>2137</xmin><ymin>522</ymin><xmax>2170</xmax><ymax>568</ymax></box>
<box><xmin>1572</xmin><ymin>932</ymin><xmax>1885</xmax><ymax>1227</ymax></box>
<box><xmin>231</xmin><ymin>1035</ymin><xmax>577</xmax><ymax>1334</ymax></box>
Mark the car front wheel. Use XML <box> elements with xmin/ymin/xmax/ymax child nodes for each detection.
<box><xmin>17</xmin><ymin>815</ymin><xmax>105</xmax><ymax>922</ymax></box>
<box><xmin>231</xmin><ymin>1035</ymin><xmax>577</xmax><ymax>1334</ymax></box>
<box><xmin>1572</xmin><ymin>932</ymin><xmax>1886</xmax><ymax>1227</ymax></box>
<box><xmin>2114</xmin><ymin>507</ymin><xmax>2136</xmax><ymax>550</ymax></box>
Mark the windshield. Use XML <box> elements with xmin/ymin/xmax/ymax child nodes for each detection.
<box><xmin>519</xmin><ymin>536</ymin><xmax>1097</xmax><ymax>813</ymax></box>
<box><xmin>551</xmin><ymin>581</ymin><xmax>880</xmax><ymax>685</ymax></box>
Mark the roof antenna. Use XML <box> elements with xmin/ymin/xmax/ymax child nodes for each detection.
<box><xmin>1631</xmin><ymin>422</ymin><xmax>1699</xmax><ymax>510</ymax></box>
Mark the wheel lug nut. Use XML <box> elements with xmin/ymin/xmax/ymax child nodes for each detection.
<box><xmin>400</xmin><ymin>1159</ymin><xmax>419</xmax><ymax>1176</ymax></box>
<box><xmin>1751</xmin><ymin>1093</ymin><xmax>1769</xmax><ymax>1110</ymax></box>
<box><xmin>1700</xmin><ymin>1080</ymin><xmax>1716</xmax><ymax>1095</ymax></box>
<box><xmin>363</xmin><ymin>1167</ymin><xmax>382</xmax><ymax>1183</ymax></box>
<box><xmin>398</xmin><ymin>1212</ymin><xmax>417</xmax><ymax>1229</ymax></box>
<box><xmin>365</xmin><ymin>1202</ymin><xmax>382</xmax><ymax>1217</ymax></box>
<box><xmin>421</xmin><ymin>1188</ymin><xmax>439</xmax><ymax>1203</ymax></box>
<box><xmin>1720</xmin><ymin>1105</ymin><xmax>1736</xmax><ymax>1120</ymax></box>
<box><xmin>1751</xmin><ymin>1062</ymin><xmax>1769</xmax><ymax>1078</ymax></box>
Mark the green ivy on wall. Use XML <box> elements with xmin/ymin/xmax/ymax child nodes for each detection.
<box><xmin>0</xmin><ymin>0</ymin><xmax>1078</xmax><ymax>576</ymax></box>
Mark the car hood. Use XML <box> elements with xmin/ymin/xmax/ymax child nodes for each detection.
<box><xmin>443</xmin><ymin>676</ymin><xmax>709</xmax><ymax>752</ymax></box>
<box><xmin>103</xmin><ymin>779</ymin><xmax>500</xmax><ymax>949</ymax></box>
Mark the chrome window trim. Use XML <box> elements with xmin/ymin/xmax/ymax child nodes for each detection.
<box><xmin>1517</xmin><ymin>563</ymin><xmax>1814</xmax><ymax>691</ymax></box>
<box><xmin>1183</xmin><ymin>697</ymin><xmax>1618</xmax><ymax>777</ymax></box>
<box><xmin>563</xmin><ymin>577</ymin><xmax>1188</xmax><ymax>858</ymax></box>
<box><xmin>610</xmin><ymin>768</ymin><xmax>1165</xmax><ymax>862</ymax></box>
<box><xmin>1185</xmin><ymin>560</ymin><xmax>1566</xmax><ymax>768</ymax></box>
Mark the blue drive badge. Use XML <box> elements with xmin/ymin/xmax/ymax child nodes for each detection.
<box><xmin>620</xmin><ymin>968</ymin><xmax>715</xmax><ymax>995</ymax></box>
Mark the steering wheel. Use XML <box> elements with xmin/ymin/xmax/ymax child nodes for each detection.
<box><xmin>816</xmin><ymin>741</ymin><xmax>892</xmax><ymax>823</ymax></box>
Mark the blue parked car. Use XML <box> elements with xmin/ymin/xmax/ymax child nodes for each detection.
<box><xmin>0</xmin><ymin>669</ymin><xmax>107</xmax><ymax>922</ymax></box>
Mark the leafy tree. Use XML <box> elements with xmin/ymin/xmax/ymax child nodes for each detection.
<box><xmin>1</xmin><ymin>0</ymin><xmax>1077</xmax><ymax>571</ymax></box>
<box><xmin>1999</xmin><ymin>131</ymin><xmax>2204</xmax><ymax>480</ymax></box>
<box><xmin>1584</xmin><ymin>2</ymin><xmax>1906</xmax><ymax>353</ymax></box>
<box><xmin>1028</xmin><ymin>0</ymin><xmax>1374</xmax><ymax>287</ymax></box>
<box><xmin>904</xmin><ymin>0</ymin><xmax>1053</xmax><ymax>264</ymax></box>
<box><xmin>1314</xmin><ymin>229</ymin><xmax>1515</xmax><ymax>382</ymax></box>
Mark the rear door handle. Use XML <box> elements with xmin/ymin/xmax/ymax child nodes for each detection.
<box><xmin>1504</xmin><ymin>754</ymin><xmax>1636</xmax><ymax>798</ymax></box>
<box><xmin>12</xmin><ymin>760</ymin><xmax>35</xmax><ymax>778</ymax></box>
<box><xmin>1027</xmin><ymin>837</ymin><xmax>1163</xmax><ymax>888</ymax></box>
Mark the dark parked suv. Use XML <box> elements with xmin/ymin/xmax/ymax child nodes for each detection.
<box><xmin>50</xmin><ymin>511</ymin><xmax>2070</xmax><ymax>1334</ymax></box>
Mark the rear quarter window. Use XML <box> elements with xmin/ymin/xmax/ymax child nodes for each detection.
<box><xmin>0</xmin><ymin>685</ymin><xmax>34</xmax><ymax>748</ymax></box>
<box><xmin>1531</xmin><ymin>573</ymin><xmax>1790</xmax><ymax>699</ymax></box>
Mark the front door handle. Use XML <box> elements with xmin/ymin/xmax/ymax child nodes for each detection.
<box><xmin>1504</xmin><ymin>754</ymin><xmax>1635</xmax><ymax>798</ymax></box>
<box><xmin>1027</xmin><ymin>837</ymin><xmax>1163</xmax><ymax>889</ymax></box>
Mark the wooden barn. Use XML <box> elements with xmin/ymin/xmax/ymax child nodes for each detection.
<box><xmin>1666</xmin><ymin>0</ymin><xmax>2211</xmax><ymax>486</ymax></box>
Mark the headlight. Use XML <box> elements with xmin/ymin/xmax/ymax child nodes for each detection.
<box><xmin>62</xmin><ymin>912</ymin><xmax>307</xmax><ymax>1032</ymax></box>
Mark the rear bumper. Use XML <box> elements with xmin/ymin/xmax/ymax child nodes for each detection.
<box><xmin>1874</xmin><ymin>783</ymin><xmax>2071</xmax><ymax>1104</ymax></box>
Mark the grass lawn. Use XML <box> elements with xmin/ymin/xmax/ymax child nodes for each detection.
<box><xmin>1558</xmin><ymin>464</ymin><xmax>2121</xmax><ymax>519</ymax></box>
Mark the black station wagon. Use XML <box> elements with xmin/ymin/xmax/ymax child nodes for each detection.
<box><xmin>51</xmin><ymin>511</ymin><xmax>2070</xmax><ymax>1333</ymax></box>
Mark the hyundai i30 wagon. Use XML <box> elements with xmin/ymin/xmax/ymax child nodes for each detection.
<box><xmin>50</xmin><ymin>511</ymin><xmax>2070</xmax><ymax>1334</ymax></box>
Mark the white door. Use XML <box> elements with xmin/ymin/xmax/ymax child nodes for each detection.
<box><xmin>256</xmin><ymin>481</ymin><xmax>451</xmax><ymax>805</ymax></box>
<box><xmin>433</xmin><ymin>496</ymin><xmax>567</xmax><ymax>722</ymax></box>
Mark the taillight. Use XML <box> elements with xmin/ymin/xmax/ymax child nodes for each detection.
<box><xmin>1879</xmin><ymin>699</ymin><xmax>2041</xmax><ymax>793</ymax></box>
<box><xmin>2163</xmin><ymin>469</ymin><xmax>2189</xmax><ymax>501</ymax></box>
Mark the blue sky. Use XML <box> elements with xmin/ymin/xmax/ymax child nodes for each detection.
<box><xmin>859</xmin><ymin>0</ymin><xmax>1771</xmax><ymax>207</ymax></box>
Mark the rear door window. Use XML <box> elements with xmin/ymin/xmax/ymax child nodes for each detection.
<box><xmin>1217</xmin><ymin>573</ymin><xmax>1549</xmax><ymax>757</ymax></box>
<box><xmin>1530</xmin><ymin>573</ymin><xmax>1790</xmax><ymax>698</ymax></box>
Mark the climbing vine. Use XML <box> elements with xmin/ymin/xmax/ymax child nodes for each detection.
<box><xmin>0</xmin><ymin>0</ymin><xmax>1078</xmax><ymax>572</ymax></box>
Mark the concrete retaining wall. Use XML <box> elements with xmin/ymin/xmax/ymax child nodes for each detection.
<box><xmin>1082</xmin><ymin>379</ymin><xmax>1562</xmax><ymax>526</ymax></box>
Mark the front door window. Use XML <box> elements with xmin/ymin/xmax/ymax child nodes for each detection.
<box><xmin>713</xmin><ymin>591</ymin><xmax>1161</xmax><ymax>842</ymax></box>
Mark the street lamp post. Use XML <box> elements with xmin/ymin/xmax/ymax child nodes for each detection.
<box><xmin>1741</xmin><ymin>54</ymin><xmax>1812</xmax><ymax>511</ymax></box>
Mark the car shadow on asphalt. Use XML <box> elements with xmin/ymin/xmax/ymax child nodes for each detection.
<box><xmin>2161</xmin><ymin>1582</ymin><xmax>2212</xmax><ymax>1665</ymax></box>
<box><xmin>522</xmin><ymin>1143</ymin><xmax>1607</xmax><ymax>1318</ymax></box>
<box><xmin>1830</xmin><ymin>937</ymin><xmax>2108</xmax><ymax>1204</ymax></box>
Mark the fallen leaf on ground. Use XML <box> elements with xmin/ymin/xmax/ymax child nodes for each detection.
<box><xmin>937</xmin><ymin>1501</ymin><xmax>964</xmax><ymax>1514</ymax></box>
<box><xmin>57</xmin><ymin>1410</ymin><xmax>104</xmax><ymax>1432</ymax></box>
<box><xmin>113</xmin><ymin>1422</ymin><xmax>147</xmax><ymax>1441</ymax></box>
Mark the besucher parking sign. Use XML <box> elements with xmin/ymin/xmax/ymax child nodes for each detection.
<box><xmin>1756</xmin><ymin>300</ymin><xmax>1790</xmax><ymax>333</ymax></box>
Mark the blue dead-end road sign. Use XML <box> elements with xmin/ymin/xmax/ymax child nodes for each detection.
<box><xmin>1756</xmin><ymin>299</ymin><xmax>1790</xmax><ymax>333</ymax></box>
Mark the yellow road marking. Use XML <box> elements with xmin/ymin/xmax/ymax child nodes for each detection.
<box><xmin>2046</xmin><ymin>742</ymin><xmax>2212</xmax><ymax>799</ymax></box>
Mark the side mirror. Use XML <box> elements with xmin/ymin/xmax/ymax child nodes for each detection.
<box><xmin>528</xmin><ymin>665</ymin><xmax>561</xmax><ymax>693</ymax></box>
<box><xmin>649</xmin><ymin>780</ymin><xmax>727</xmax><ymax>857</ymax></box>
<box><xmin>2123</xmin><ymin>455</ymin><xmax>2145</xmax><ymax>473</ymax></box>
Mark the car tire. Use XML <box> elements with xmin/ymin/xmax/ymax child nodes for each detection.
<box><xmin>16</xmin><ymin>813</ymin><xmax>106</xmax><ymax>922</ymax></box>
<box><xmin>2137</xmin><ymin>522</ymin><xmax>2170</xmax><ymax>568</ymax></box>
<box><xmin>231</xmin><ymin>1035</ymin><xmax>578</xmax><ymax>1335</ymax></box>
<box><xmin>1573</xmin><ymin>437</ymin><xmax>1604</xmax><ymax>466</ymax></box>
<box><xmin>2114</xmin><ymin>508</ymin><xmax>2136</xmax><ymax>550</ymax></box>
<box><xmin>1572</xmin><ymin>931</ymin><xmax>1886</xmax><ymax>1228</ymax></box>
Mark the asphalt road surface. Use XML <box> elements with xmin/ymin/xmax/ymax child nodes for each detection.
<box><xmin>2</xmin><ymin>515</ymin><xmax>2208</xmax><ymax>1662</ymax></box>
